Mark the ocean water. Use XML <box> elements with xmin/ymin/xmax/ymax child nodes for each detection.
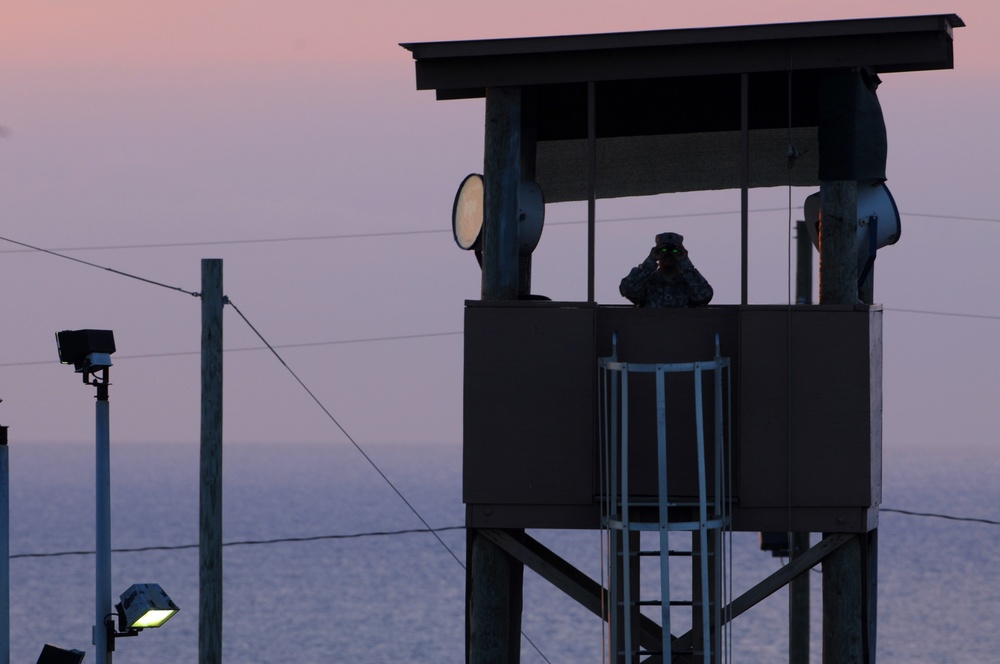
<box><xmin>6</xmin><ymin>440</ymin><xmax>1000</xmax><ymax>663</ymax></box>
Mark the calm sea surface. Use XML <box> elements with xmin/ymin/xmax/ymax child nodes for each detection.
<box><xmin>6</xmin><ymin>440</ymin><xmax>1000</xmax><ymax>663</ymax></box>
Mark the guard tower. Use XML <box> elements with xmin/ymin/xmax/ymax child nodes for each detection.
<box><xmin>403</xmin><ymin>14</ymin><xmax>962</xmax><ymax>663</ymax></box>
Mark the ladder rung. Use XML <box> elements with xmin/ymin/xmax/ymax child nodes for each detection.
<box><xmin>618</xmin><ymin>650</ymin><xmax>666</xmax><ymax>657</ymax></box>
<box><xmin>620</xmin><ymin>549</ymin><xmax>713</xmax><ymax>556</ymax></box>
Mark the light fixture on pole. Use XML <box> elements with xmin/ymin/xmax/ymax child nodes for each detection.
<box><xmin>451</xmin><ymin>173</ymin><xmax>545</xmax><ymax>259</ymax></box>
<box><xmin>803</xmin><ymin>179</ymin><xmax>901</xmax><ymax>289</ymax></box>
<box><xmin>56</xmin><ymin>329</ymin><xmax>116</xmax><ymax>664</ymax></box>
<box><xmin>35</xmin><ymin>644</ymin><xmax>86</xmax><ymax>664</ymax></box>
<box><xmin>112</xmin><ymin>583</ymin><xmax>179</xmax><ymax>635</ymax></box>
<box><xmin>56</xmin><ymin>332</ymin><xmax>180</xmax><ymax>660</ymax></box>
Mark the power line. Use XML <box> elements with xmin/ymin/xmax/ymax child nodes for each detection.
<box><xmin>0</xmin><ymin>207</ymin><xmax>788</xmax><ymax>255</ymax></box>
<box><xmin>10</xmin><ymin>505</ymin><xmax>998</xmax><ymax>562</ymax></box>
<box><xmin>0</xmin><ymin>331</ymin><xmax>463</xmax><ymax>368</ymax></box>
<box><xmin>1</xmin><ymin>208</ymin><xmax>994</xmax><ymax>256</ymax></box>
<box><xmin>884</xmin><ymin>307</ymin><xmax>1000</xmax><ymax>321</ymax></box>
<box><xmin>881</xmin><ymin>507</ymin><xmax>1000</xmax><ymax>527</ymax></box>
<box><xmin>904</xmin><ymin>212</ymin><xmax>1000</xmax><ymax>224</ymax></box>
<box><xmin>0</xmin><ymin>227</ymin><xmax>451</xmax><ymax>254</ymax></box>
<box><xmin>3</xmin><ymin>306</ymin><xmax>995</xmax><ymax>371</ymax></box>
<box><xmin>9</xmin><ymin>526</ymin><xmax>465</xmax><ymax>560</ymax></box>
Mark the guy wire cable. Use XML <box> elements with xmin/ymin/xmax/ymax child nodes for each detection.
<box><xmin>225</xmin><ymin>298</ymin><xmax>461</xmax><ymax>565</ymax></box>
<box><xmin>225</xmin><ymin>297</ymin><xmax>554</xmax><ymax>664</ymax></box>
<box><xmin>1</xmin><ymin>229</ymin><xmax>551</xmax><ymax>660</ymax></box>
<box><xmin>12</xmin><ymin>506</ymin><xmax>995</xmax><ymax>561</ymax></box>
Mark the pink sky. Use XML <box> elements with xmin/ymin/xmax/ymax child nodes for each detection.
<box><xmin>2</xmin><ymin>6</ymin><xmax>998</xmax><ymax>661</ymax></box>
<box><xmin>4</xmin><ymin>2</ymin><xmax>997</xmax><ymax>70</ymax></box>
<box><xmin>0</xmin><ymin>0</ymin><xmax>997</xmax><ymax>452</ymax></box>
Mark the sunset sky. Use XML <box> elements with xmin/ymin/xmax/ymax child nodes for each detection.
<box><xmin>1</xmin><ymin>0</ymin><xmax>997</xmax><ymax>455</ymax></box>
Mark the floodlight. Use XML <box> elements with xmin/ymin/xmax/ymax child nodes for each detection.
<box><xmin>116</xmin><ymin>583</ymin><xmax>179</xmax><ymax>631</ymax></box>
<box><xmin>35</xmin><ymin>644</ymin><xmax>86</xmax><ymax>664</ymax></box>
<box><xmin>55</xmin><ymin>329</ymin><xmax>116</xmax><ymax>374</ymax></box>
<box><xmin>452</xmin><ymin>173</ymin><xmax>484</xmax><ymax>251</ymax></box>
<box><xmin>803</xmin><ymin>180</ymin><xmax>901</xmax><ymax>284</ymax></box>
<box><xmin>451</xmin><ymin>174</ymin><xmax>545</xmax><ymax>255</ymax></box>
<box><xmin>517</xmin><ymin>181</ymin><xmax>545</xmax><ymax>255</ymax></box>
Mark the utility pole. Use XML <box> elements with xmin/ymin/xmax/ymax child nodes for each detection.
<box><xmin>1</xmin><ymin>411</ymin><xmax>8</xmax><ymax>664</ymax></box>
<box><xmin>200</xmin><ymin>259</ymin><xmax>224</xmax><ymax>664</ymax></box>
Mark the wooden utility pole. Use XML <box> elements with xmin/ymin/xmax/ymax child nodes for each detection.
<box><xmin>200</xmin><ymin>259</ymin><xmax>224</xmax><ymax>664</ymax></box>
<box><xmin>469</xmin><ymin>87</ymin><xmax>524</xmax><ymax>664</ymax></box>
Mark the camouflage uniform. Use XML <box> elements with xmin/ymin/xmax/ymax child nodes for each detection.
<box><xmin>619</xmin><ymin>255</ymin><xmax>714</xmax><ymax>308</ymax></box>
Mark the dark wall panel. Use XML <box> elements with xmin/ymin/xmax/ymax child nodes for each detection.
<box><xmin>464</xmin><ymin>302</ymin><xmax>596</xmax><ymax>505</ymax></box>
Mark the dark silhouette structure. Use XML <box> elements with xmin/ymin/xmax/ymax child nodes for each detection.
<box><xmin>404</xmin><ymin>14</ymin><xmax>962</xmax><ymax>663</ymax></box>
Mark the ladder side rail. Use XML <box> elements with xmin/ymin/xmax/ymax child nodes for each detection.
<box><xmin>607</xmin><ymin>359</ymin><xmax>620</xmax><ymax>522</ymax></box>
<box><xmin>598</xmin><ymin>361</ymin><xmax>614</xmax><ymax>660</ymax></box>
<box><xmin>693</xmin><ymin>366</ymin><xmax>713</xmax><ymax>663</ymax></box>
<box><xmin>713</xmin><ymin>357</ymin><xmax>727</xmax><ymax>664</ymax></box>
<box><xmin>723</xmin><ymin>359</ymin><xmax>734</xmax><ymax>662</ymax></box>
<box><xmin>655</xmin><ymin>366</ymin><xmax>672</xmax><ymax>660</ymax></box>
<box><xmin>621</xmin><ymin>366</ymin><xmax>634</xmax><ymax>663</ymax></box>
<box><xmin>601</xmin><ymin>360</ymin><xmax>624</xmax><ymax>663</ymax></box>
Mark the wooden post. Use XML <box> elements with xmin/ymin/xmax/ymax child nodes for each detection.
<box><xmin>587</xmin><ymin>80</ymin><xmax>596</xmax><ymax>303</ymax></box>
<box><xmin>789</xmin><ymin>532</ymin><xmax>810</xmax><ymax>664</ymax></box>
<box><xmin>200</xmin><ymin>259</ymin><xmax>224</xmax><ymax>664</ymax></box>
<box><xmin>818</xmin><ymin>181</ymin><xmax>857</xmax><ymax>305</ymax></box>
<box><xmin>818</xmin><ymin>183</ymin><xmax>876</xmax><ymax>663</ymax></box>
<box><xmin>519</xmin><ymin>87</ymin><xmax>537</xmax><ymax>298</ymax></box>
<box><xmin>470</xmin><ymin>87</ymin><xmax>524</xmax><ymax>663</ymax></box>
<box><xmin>482</xmin><ymin>86</ymin><xmax>521</xmax><ymax>301</ymax></box>
<box><xmin>823</xmin><ymin>536</ymin><xmax>864</xmax><ymax>662</ymax></box>
<box><xmin>795</xmin><ymin>220</ymin><xmax>812</xmax><ymax>305</ymax></box>
<box><xmin>469</xmin><ymin>532</ymin><xmax>523</xmax><ymax>664</ymax></box>
<box><xmin>740</xmin><ymin>73</ymin><xmax>749</xmax><ymax>306</ymax></box>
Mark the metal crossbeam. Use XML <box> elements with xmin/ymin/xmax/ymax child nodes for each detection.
<box><xmin>672</xmin><ymin>533</ymin><xmax>855</xmax><ymax>653</ymax></box>
<box><xmin>478</xmin><ymin>528</ymin><xmax>664</xmax><ymax>652</ymax></box>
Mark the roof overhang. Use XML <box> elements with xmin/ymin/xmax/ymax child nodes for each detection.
<box><xmin>403</xmin><ymin>15</ymin><xmax>963</xmax><ymax>199</ymax></box>
<box><xmin>402</xmin><ymin>15</ymin><xmax>963</xmax><ymax>99</ymax></box>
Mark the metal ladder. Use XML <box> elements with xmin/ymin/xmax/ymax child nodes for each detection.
<box><xmin>599</xmin><ymin>336</ymin><xmax>731</xmax><ymax>664</ymax></box>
